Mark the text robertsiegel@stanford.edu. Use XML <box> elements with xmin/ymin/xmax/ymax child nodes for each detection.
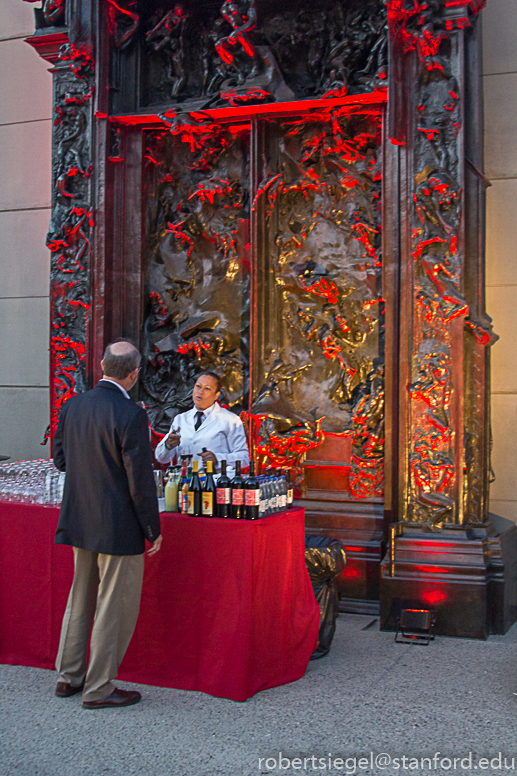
<box><xmin>257</xmin><ymin>751</ymin><xmax>517</xmax><ymax>774</ymax></box>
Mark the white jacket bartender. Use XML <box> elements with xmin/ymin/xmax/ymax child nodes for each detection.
<box><xmin>154</xmin><ymin>371</ymin><xmax>250</xmax><ymax>476</ymax></box>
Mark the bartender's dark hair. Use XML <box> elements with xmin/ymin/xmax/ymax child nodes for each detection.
<box><xmin>102</xmin><ymin>340</ymin><xmax>141</xmax><ymax>379</ymax></box>
<box><xmin>196</xmin><ymin>371</ymin><xmax>221</xmax><ymax>393</ymax></box>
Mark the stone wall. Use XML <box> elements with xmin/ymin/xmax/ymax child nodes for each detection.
<box><xmin>0</xmin><ymin>0</ymin><xmax>52</xmax><ymax>461</ymax></box>
<box><xmin>484</xmin><ymin>0</ymin><xmax>517</xmax><ymax>522</ymax></box>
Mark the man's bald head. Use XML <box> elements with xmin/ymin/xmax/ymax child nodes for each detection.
<box><xmin>102</xmin><ymin>341</ymin><xmax>141</xmax><ymax>380</ymax></box>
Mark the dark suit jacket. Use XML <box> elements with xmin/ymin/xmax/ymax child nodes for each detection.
<box><xmin>53</xmin><ymin>381</ymin><xmax>161</xmax><ymax>555</ymax></box>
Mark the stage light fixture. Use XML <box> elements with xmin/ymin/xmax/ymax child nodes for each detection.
<box><xmin>395</xmin><ymin>608</ymin><xmax>436</xmax><ymax>645</ymax></box>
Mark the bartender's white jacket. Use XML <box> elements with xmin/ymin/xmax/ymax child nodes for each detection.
<box><xmin>154</xmin><ymin>402</ymin><xmax>250</xmax><ymax>476</ymax></box>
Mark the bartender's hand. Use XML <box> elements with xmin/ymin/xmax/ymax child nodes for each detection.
<box><xmin>165</xmin><ymin>430</ymin><xmax>181</xmax><ymax>450</ymax></box>
<box><xmin>199</xmin><ymin>449</ymin><xmax>217</xmax><ymax>465</ymax></box>
<box><xmin>147</xmin><ymin>535</ymin><xmax>163</xmax><ymax>556</ymax></box>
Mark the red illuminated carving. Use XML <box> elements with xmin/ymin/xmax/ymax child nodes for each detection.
<box><xmin>465</xmin><ymin>316</ymin><xmax>498</xmax><ymax>346</ymax></box>
<box><xmin>46</xmin><ymin>38</ymin><xmax>95</xmax><ymax>438</ymax></box>
<box><xmin>349</xmin><ymin>363</ymin><xmax>384</xmax><ymax>499</ymax></box>
<box><xmin>23</xmin><ymin>0</ymin><xmax>65</xmax><ymax>26</ymax></box>
<box><xmin>386</xmin><ymin>0</ymin><xmax>489</xmax><ymax>524</ymax></box>
<box><xmin>216</xmin><ymin>0</ymin><xmax>258</xmax><ymax>66</ymax></box>
<box><xmin>221</xmin><ymin>88</ymin><xmax>270</xmax><ymax>106</ymax></box>
<box><xmin>106</xmin><ymin>0</ymin><xmax>140</xmax><ymax>49</ymax></box>
<box><xmin>165</xmin><ymin>218</ymin><xmax>195</xmax><ymax>258</ymax></box>
<box><xmin>58</xmin><ymin>42</ymin><xmax>94</xmax><ymax>78</ymax></box>
<box><xmin>187</xmin><ymin>179</ymin><xmax>233</xmax><ymax>204</ymax></box>
<box><xmin>410</xmin><ymin>351</ymin><xmax>451</xmax><ymax>437</ymax></box>
<box><xmin>243</xmin><ymin>412</ymin><xmax>324</xmax><ymax>472</ymax></box>
<box><xmin>386</xmin><ymin>1</ymin><xmax>485</xmax><ymax>70</ymax></box>
<box><xmin>299</xmin><ymin>277</ymin><xmax>339</xmax><ymax>305</ymax></box>
<box><xmin>409</xmin><ymin>349</ymin><xmax>455</xmax><ymax>526</ymax></box>
<box><xmin>177</xmin><ymin>340</ymin><xmax>211</xmax><ymax>356</ymax></box>
<box><xmin>50</xmin><ymin>335</ymin><xmax>87</xmax><ymax>432</ymax></box>
<box><xmin>349</xmin><ymin>455</ymin><xmax>384</xmax><ymax>499</ymax></box>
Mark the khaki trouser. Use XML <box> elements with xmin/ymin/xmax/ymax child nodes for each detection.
<box><xmin>56</xmin><ymin>547</ymin><xmax>144</xmax><ymax>702</ymax></box>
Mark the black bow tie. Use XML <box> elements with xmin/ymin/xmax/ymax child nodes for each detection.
<box><xmin>194</xmin><ymin>411</ymin><xmax>204</xmax><ymax>431</ymax></box>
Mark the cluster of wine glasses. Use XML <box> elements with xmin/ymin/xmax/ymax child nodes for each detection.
<box><xmin>0</xmin><ymin>459</ymin><xmax>65</xmax><ymax>505</ymax></box>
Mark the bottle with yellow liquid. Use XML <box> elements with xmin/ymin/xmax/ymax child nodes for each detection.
<box><xmin>164</xmin><ymin>466</ymin><xmax>180</xmax><ymax>512</ymax></box>
<box><xmin>202</xmin><ymin>460</ymin><xmax>217</xmax><ymax>517</ymax></box>
<box><xmin>180</xmin><ymin>461</ymin><xmax>189</xmax><ymax>514</ymax></box>
<box><xmin>188</xmin><ymin>460</ymin><xmax>202</xmax><ymax>516</ymax></box>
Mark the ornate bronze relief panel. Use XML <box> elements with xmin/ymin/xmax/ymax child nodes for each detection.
<box><xmin>250</xmin><ymin>108</ymin><xmax>383</xmax><ymax>498</ymax></box>
<box><xmin>140</xmin><ymin>123</ymin><xmax>251</xmax><ymax>429</ymax></box>
<box><xmin>109</xmin><ymin>0</ymin><xmax>387</xmax><ymax>114</ymax></box>
<box><xmin>140</xmin><ymin>106</ymin><xmax>384</xmax><ymax>501</ymax></box>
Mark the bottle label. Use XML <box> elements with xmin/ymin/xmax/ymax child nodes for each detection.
<box><xmin>287</xmin><ymin>489</ymin><xmax>294</xmax><ymax>505</ymax></box>
<box><xmin>181</xmin><ymin>491</ymin><xmax>189</xmax><ymax>513</ymax></box>
<box><xmin>245</xmin><ymin>489</ymin><xmax>260</xmax><ymax>506</ymax></box>
<box><xmin>202</xmin><ymin>492</ymin><xmax>213</xmax><ymax>516</ymax></box>
<box><xmin>187</xmin><ymin>492</ymin><xmax>194</xmax><ymax>515</ymax></box>
<box><xmin>270</xmin><ymin>495</ymin><xmax>277</xmax><ymax>509</ymax></box>
<box><xmin>217</xmin><ymin>487</ymin><xmax>231</xmax><ymax>505</ymax></box>
<box><xmin>260</xmin><ymin>500</ymin><xmax>266</xmax><ymax>515</ymax></box>
<box><xmin>232</xmin><ymin>489</ymin><xmax>244</xmax><ymax>505</ymax></box>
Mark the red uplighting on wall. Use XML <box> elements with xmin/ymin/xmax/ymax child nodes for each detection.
<box><xmin>340</xmin><ymin>565</ymin><xmax>361</xmax><ymax>579</ymax></box>
<box><xmin>421</xmin><ymin>589</ymin><xmax>447</xmax><ymax>606</ymax></box>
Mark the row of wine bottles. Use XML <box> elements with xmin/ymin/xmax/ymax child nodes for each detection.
<box><xmin>163</xmin><ymin>460</ymin><xmax>294</xmax><ymax>519</ymax></box>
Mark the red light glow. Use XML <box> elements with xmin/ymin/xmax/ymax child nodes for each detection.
<box><xmin>341</xmin><ymin>566</ymin><xmax>361</xmax><ymax>579</ymax></box>
<box><xmin>421</xmin><ymin>590</ymin><xmax>447</xmax><ymax>606</ymax></box>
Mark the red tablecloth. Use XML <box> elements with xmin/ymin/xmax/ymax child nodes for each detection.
<box><xmin>0</xmin><ymin>502</ymin><xmax>319</xmax><ymax>701</ymax></box>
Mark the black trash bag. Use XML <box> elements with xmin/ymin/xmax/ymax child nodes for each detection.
<box><xmin>305</xmin><ymin>535</ymin><xmax>346</xmax><ymax>659</ymax></box>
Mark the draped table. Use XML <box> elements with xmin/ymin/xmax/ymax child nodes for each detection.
<box><xmin>0</xmin><ymin>502</ymin><xmax>319</xmax><ymax>701</ymax></box>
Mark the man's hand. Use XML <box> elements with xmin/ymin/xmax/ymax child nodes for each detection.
<box><xmin>198</xmin><ymin>450</ymin><xmax>217</xmax><ymax>465</ymax></box>
<box><xmin>165</xmin><ymin>430</ymin><xmax>181</xmax><ymax>450</ymax></box>
<box><xmin>147</xmin><ymin>534</ymin><xmax>163</xmax><ymax>556</ymax></box>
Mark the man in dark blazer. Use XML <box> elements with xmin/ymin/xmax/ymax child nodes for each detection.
<box><xmin>53</xmin><ymin>340</ymin><xmax>162</xmax><ymax>709</ymax></box>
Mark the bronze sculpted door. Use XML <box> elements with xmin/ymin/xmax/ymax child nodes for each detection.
<box><xmin>139</xmin><ymin>106</ymin><xmax>383</xmax><ymax>501</ymax></box>
<box><xmin>250</xmin><ymin>109</ymin><xmax>383</xmax><ymax>505</ymax></box>
<box><xmin>141</xmin><ymin>123</ymin><xmax>252</xmax><ymax>426</ymax></box>
<box><xmin>138</xmin><ymin>103</ymin><xmax>385</xmax><ymax>611</ymax></box>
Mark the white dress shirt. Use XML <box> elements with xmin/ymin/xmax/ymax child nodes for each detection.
<box><xmin>154</xmin><ymin>402</ymin><xmax>250</xmax><ymax>475</ymax></box>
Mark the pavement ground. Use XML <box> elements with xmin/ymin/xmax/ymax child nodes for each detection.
<box><xmin>1</xmin><ymin>614</ymin><xmax>517</xmax><ymax>776</ymax></box>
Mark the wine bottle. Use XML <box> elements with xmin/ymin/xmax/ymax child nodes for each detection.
<box><xmin>216</xmin><ymin>460</ymin><xmax>231</xmax><ymax>518</ymax></box>
<box><xmin>180</xmin><ymin>462</ymin><xmax>189</xmax><ymax>514</ymax></box>
<box><xmin>278</xmin><ymin>471</ymin><xmax>288</xmax><ymax>511</ymax></box>
<box><xmin>268</xmin><ymin>472</ymin><xmax>278</xmax><ymax>513</ymax></box>
<box><xmin>258</xmin><ymin>476</ymin><xmax>266</xmax><ymax>518</ymax></box>
<box><xmin>188</xmin><ymin>460</ymin><xmax>202</xmax><ymax>516</ymax></box>
<box><xmin>230</xmin><ymin>460</ymin><xmax>244</xmax><ymax>519</ymax></box>
<box><xmin>244</xmin><ymin>461</ymin><xmax>260</xmax><ymax>520</ymax></box>
<box><xmin>286</xmin><ymin>469</ymin><xmax>294</xmax><ymax>508</ymax></box>
<box><xmin>202</xmin><ymin>460</ymin><xmax>217</xmax><ymax>517</ymax></box>
<box><xmin>199</xmin><ymin>448</ymin><xmax>208</xmax><ymax>489</ymax></box>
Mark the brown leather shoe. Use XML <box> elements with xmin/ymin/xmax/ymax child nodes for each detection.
<box><xmin>55</xmin><ymin>681</ymin><xmax>84</xmax><ymax>698</ymax></box>
<box><xmin>82</xmin><ymin>688</ymin><xmax>141</xmax><ymax>709</ymax></box>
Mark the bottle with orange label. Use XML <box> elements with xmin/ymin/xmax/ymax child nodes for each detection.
<box><xmin>230</xmin><ymin>460</ymin><xmax>244</xmax><ymax>519</ymax></box>
<box><xmin>179</xmin><ymin>461</ymin><xmax>189</xmax><ymax>514</ymax></box>
<box><xmin>188</xmin><ymin>460</ymin><xmax>202</xmax><ymax>516</ymax></box>
<box><xmin>202</xmin><ymin>460</ymin><xmax>217</xmax><ymax>517</ymax></box>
